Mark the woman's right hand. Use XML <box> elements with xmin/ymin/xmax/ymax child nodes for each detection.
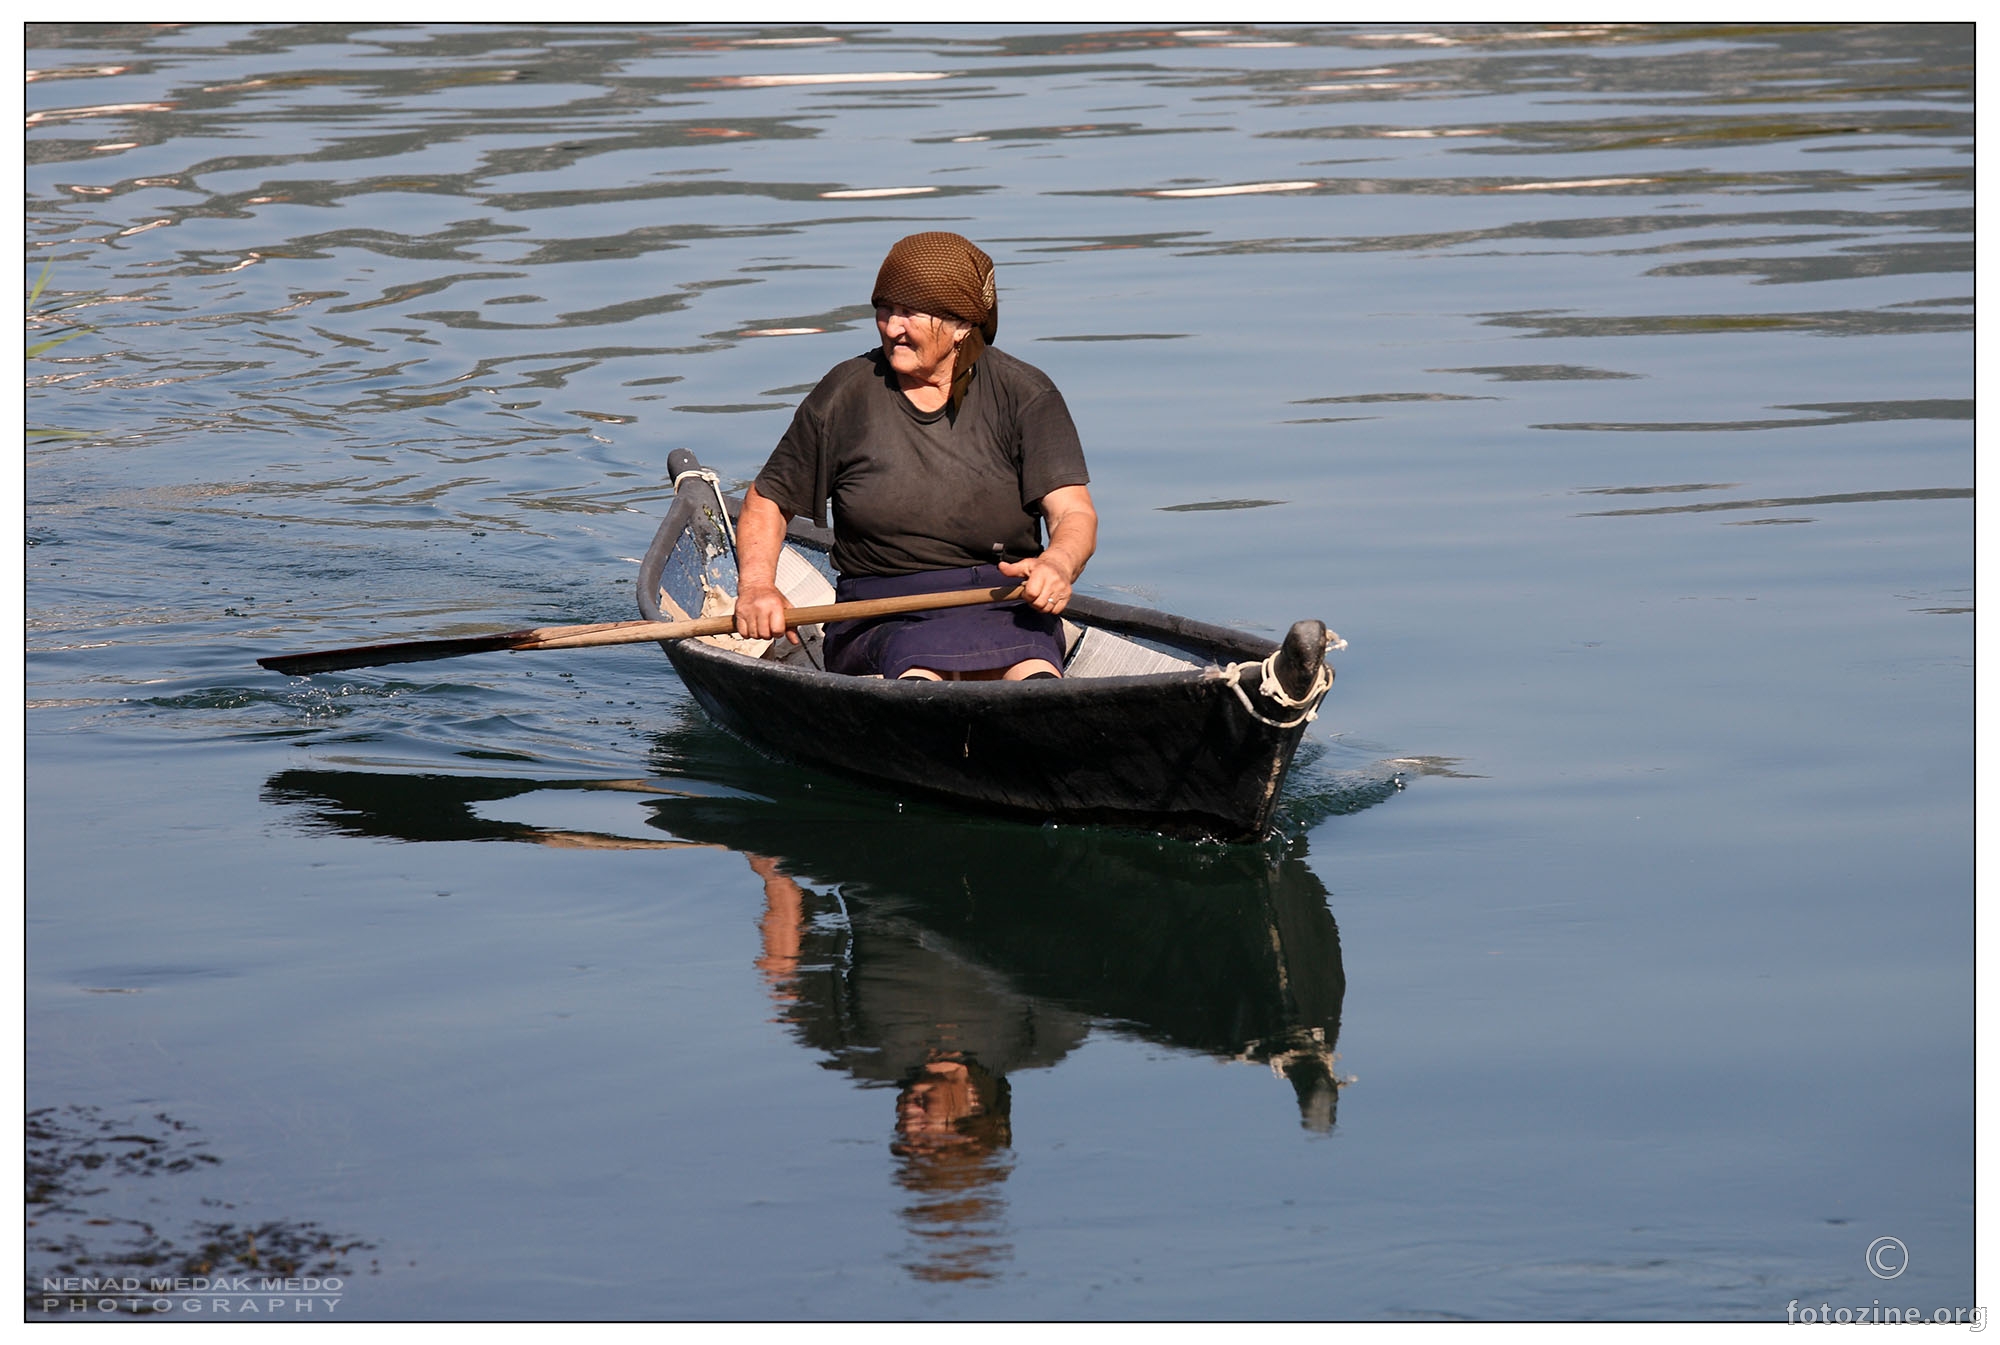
<box><xmin>734</xmin><ymin>579</ymin><xmax>798</xmax><ymax>643</ymax></box>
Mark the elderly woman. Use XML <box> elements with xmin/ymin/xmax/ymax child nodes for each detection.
<box><xmin>733</xmin><ymin>232</ymin><xmax>1097</xmax><ymax>680</ymax></box>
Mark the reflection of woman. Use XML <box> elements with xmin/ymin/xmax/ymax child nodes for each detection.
<box><xmin>746</xmin><ymin>853</ymin><xmax>1088</xmax><ymax>1084</ymax></box>
<box><xmin>891</xmin><ymin>1055</ymin><xmax>1014</xmax><ymax>1284</ymax></box>
<box><xmin>734</xmin><ymin>232</ymin><xmax>1098</xmax><ymax>681</ymax></box>
<box><xmin>895</xmin><ymin>1056</ymin><xmax>1011</xmax><ymax>1153</ymax></box>
<box><xmin>747</xmin><ymin>853</ymin><xmax>1079</xmax><ymax>1283</ymax></box>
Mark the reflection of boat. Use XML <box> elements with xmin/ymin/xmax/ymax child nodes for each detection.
<box><xmin>656</xmin><ymin>760</ymin><xmax>1348</xmax><ymax>1131</ymax></box>
<box><xmin>264</xmin><ymin>744</ymin><xmax>1349</xmax><ymax>1285</ymax></box>
<box><xmin>261</xmin><ymin>724</ymin><xmax>1348</xmax><ymax>1130</ymax></box>
<box><xmin>259</xmin><ymin>769</ymin><xmax>707</xmax><ymax>849</ymax></box>
<box><xmin>636</xmin><ymin>450</ymin><xmax>1337</xmax><ymax>842</ymax></box>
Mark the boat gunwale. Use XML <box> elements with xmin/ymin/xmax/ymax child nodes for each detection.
<box><xmin>662</xmin><ymin>634</ymin><xmax>1232</xmax><ymax>701</ymax></box>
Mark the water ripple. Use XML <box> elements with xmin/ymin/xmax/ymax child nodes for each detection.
<box><xmin>1577</xmin><ymin>487</ymin><xmax>1971</xmax><ymax>518</ymax></box>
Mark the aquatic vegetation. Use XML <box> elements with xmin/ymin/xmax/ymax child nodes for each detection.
<box><xmin>26</xmin><ymin>262</ymin><xmax>88</xmax><ymax>440</ymax></box>
<box><xmin>26</xmin><ymin>262</ymin><xmax>86</xmax><ymax>359</ymax></box>
<box><xmin>25</xmin><ymin>1106</ymin><xmax>375</xmax><ymax>1319</ymax></box>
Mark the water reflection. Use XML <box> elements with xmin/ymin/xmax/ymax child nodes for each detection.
<box><xmin>1479</xmin><ymin>305</ymin><xmax>1971</xmax><ymax>340</ymax></box>
<box><xmin>262</xmin><ymin>732</ymin><xmax>1350</xmax><ymax>1284</ymax></box>
<box><xmin>1541</xmin><ymin>397</ymin><xmax>1972</xmax><ymax>434</ymax></box>
<box><xmin>1575</xmin><ymin>486</ymin><xmax>1972</xmax><ymax>518</ymax></box>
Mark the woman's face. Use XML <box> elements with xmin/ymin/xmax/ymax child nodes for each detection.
<box><xmin>876</xmin><ymin>302</ymin><xmax>967</xmax><ymax>385</ymax></box>
<box><xmin>895</xmin><ymin>1059</ymin><xmax>981</xmax><ymax>1143</ymax></box>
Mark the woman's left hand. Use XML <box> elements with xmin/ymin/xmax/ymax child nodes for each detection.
<box><xmin>998</xmin><ymin>553</ymin><xmax>1075</xmax><ymax>614</ymax></box>
<box><xmin>1002</xmin><ymin>483</ymin><xmax>1097</xmax><ymax>615</ymax></box>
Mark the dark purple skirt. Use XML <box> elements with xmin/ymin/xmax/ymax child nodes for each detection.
<box><xmin>822</xmin><ymin>564</ymin><xmax>1065</xmax><ymax>679</ymax></box>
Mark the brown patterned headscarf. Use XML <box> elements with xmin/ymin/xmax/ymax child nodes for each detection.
<box><xmin>871</xmin><ymin>232</ymin><xmax>999</xmax><ymax>411</ymax></box>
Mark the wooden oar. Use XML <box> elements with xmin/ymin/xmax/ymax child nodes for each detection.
<box><xmin>257</xmin><ymin>585</ymin><xmax>1027</xmax><ymax>676</ymax></box>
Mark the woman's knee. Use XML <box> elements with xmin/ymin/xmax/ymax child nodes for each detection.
<box><xmin>1002</xmin><ymin>659</ymin><xmax>1061</xmax><ymax>681</ymax></box>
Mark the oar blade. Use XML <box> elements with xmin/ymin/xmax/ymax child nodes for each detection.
<box><xmin>257</xmin><ymin>631</ymin><xmax>533</xmax><ymax>676</ymax></box>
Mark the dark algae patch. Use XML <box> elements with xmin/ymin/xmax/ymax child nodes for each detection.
<box><xmin>26</xmin><ymin>1107</ymin><xmax>375</xmax><ymax>1319</ymax></box>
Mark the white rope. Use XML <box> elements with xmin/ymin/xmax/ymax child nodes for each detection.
<box><xmin>1215</xmin><ymin>645</ymin><xmax>1336</xmax><ymax>730</ymax></box>
<box><xmin>670</xmin><ymin>465</ymin><xmax>737</xmax><ymax>552</ymax></box>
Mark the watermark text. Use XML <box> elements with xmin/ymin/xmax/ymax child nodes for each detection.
<box><xmin>36</xmin><ymin>1275</ymin><xmax>344</xmax><ymax>1316</ymax></box>
<box><xmin>1789</xmin><ymin>1300</ymin><xmax>1985</xmax><ymax>1330</ymax></box>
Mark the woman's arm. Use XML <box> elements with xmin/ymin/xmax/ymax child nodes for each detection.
<box><xmin>734</xmin><ymin>485</ymin><xmax>800</xmax><ymax>642</ymax></box>
<box><xmin>999</xmin><ymin>483</ymin><xmax>1097</xmax><ymax>615</ymax></box>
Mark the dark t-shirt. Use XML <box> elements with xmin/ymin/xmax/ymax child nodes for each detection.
<box><xmin>754</xmin><ymin>346</ymin><xmax>1089</xmax><ymax>577</ymax></box>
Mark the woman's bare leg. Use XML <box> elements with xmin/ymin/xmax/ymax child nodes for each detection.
<box><xmin>1003</xmin><ymin>659</ymin><xmax>1061</xmax><ymax>680</ymax></box>
<box><xmin>895</xmin><ymin>660</ymin><xmax>1060</xmax><ymax>681</ymax></box>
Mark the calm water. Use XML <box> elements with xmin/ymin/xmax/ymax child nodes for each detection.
<box><xmin>25</xmin><ymin>23</ymin><xmax>1973</xmax><ymax>1321</ymax></box>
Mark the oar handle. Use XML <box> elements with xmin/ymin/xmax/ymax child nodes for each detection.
<box><xmin>518</xmin><ymin>584</ymin><xmax>1025</xmax><ymax>649</ymax></box>
<box><xmin>258</xmin><ymin>585</ymin><xmax>1028</xmax><ymax>675</ymax></box>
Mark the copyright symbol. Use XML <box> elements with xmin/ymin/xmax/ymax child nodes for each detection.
<box><xmin>1867</xmin><ymin>1236</ymin><xmax>1909</xmax><ymax>1279</ymax></box>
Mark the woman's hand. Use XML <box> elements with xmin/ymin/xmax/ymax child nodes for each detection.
<box><xmin>998</xmin><ymin>553</ymin><xmax>1076</xmax><ymax>614</ymax></box>
<box><xmin>1002</xmin><ymin>483</ymin><xmax>1097</xmax><ymax>614</ymax></box>
<box><xmin>734</xmin><ymin>578</ymin><xmax>795</xmax><ymax>642</ymax></box>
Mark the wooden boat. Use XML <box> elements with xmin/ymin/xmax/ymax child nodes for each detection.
<box><xmin>637</xmin><ymin>450</ymin><xmax>1337</xmax><ymax>842</ymax></box>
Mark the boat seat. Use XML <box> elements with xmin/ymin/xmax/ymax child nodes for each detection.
<box><xmin>757</xmin><ymin>546</ymin><xmax>832</xmax><ymax>666</ymax></box>
<box><xmin>1061</xmin><ymin>624</ymin><xmax>1203</xmax><ymax>679</ymax></box>
<box><xmin>776</xmin><ymin>545</ymin><xmax>836</xmax><ymax>611</ymax></box>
